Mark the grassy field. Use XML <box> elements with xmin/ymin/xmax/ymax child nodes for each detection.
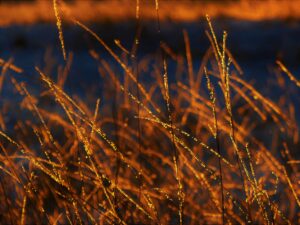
<box><xmin>0</xmin><ymin>0</ymin><xmax>299</xmax><ymax>224</ymax></box>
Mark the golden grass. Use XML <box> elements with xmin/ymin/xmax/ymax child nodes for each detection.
<box><xmin>0</xmin><ymin>1</ymin><xmax>299</xmax><ymax>224</ymax></box>
<box><xmin>53</xmin><ymin>0</ymin><xmax>66</xmax><ymax>61</ymax></box>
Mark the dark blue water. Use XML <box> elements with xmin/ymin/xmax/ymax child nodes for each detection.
<box><xmin>1</xmin><ymin>19</ymin><xmax>300</xmax><ymax>122</ymax></box>
<box><xmin>1</xmin><ymin>20</ymin><xmax>300</xmax><ymax>80</ymax></box>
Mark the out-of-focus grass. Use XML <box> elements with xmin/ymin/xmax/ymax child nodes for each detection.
<box><xmin>1</xmin><ymin>0</ymin><xmax>300</xmax><ymax>27</ymax></box>
<box><xmin>0</xmin><ymin>1</ymin><xmax>299</xmax><ymax>224</ymax></box>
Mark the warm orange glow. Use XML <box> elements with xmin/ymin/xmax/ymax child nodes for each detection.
<box><xmin>0</xmin><ymin>1</ymin><xmax>299</xmax><ymax>224</ymax></box>
<box><xmin>1</xmin><ymin>0</ymin><xmax>300</xmax><ymax>26</ymax></box>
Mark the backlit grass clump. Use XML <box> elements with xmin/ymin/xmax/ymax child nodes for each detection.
<box><xmin>0</xmin><ymin>1</ymin><xmax>299</xmax><ymax>224</ymax></box>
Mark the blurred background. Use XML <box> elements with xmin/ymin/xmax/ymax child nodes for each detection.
<box><xmin>1</xmin><ymin>0</ymin><xmax>300</xmax><ymax>95</ymax></box>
